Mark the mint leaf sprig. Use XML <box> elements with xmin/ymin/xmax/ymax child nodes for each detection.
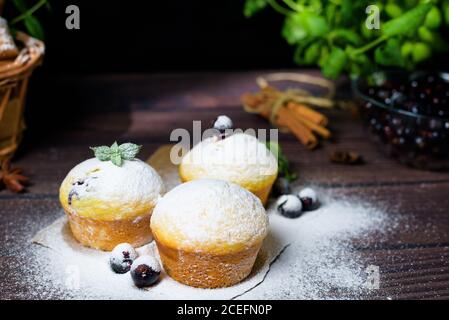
<box><xmin>90</xmin><ymin>142</ymin><xmax>142</xmax><ymax>167</ymax></box>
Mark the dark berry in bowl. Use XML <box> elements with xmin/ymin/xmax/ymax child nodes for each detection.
<box><xmin>130</xmin><ymin>255</ymin><xmax>161</xmax><ymax>288</ymax></box>
<box><xmin>353</xmin><ymin>71</ymin><xmax>449</xmax><ymax>170</ymax></box>
<box><xmin>109</xmin><ymin>243</ymin><xmax>138</xmax><ymax>274</ymax></box>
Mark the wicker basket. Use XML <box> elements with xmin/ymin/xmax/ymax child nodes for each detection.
<box><xmin>0</xmin><ymin>31</ymin><xmax>44</xmax><ymax>162</ymax></box>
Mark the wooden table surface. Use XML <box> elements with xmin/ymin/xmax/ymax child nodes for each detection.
<box><xmin>1</xmin><ymin>71</ymin><xmax>449</xmax><ymax>300</ymax></box>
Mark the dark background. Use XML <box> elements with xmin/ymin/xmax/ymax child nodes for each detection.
<box><xmin>6</xmin><ymin>0</ymin><xmax>448</xmax><ymax>144</ymax></box>
<box><xmin>6</xmin><ymin>0</ymin><xmax>295</xmax><ymax>75</ymax></box>
<box><xmin>5</xmin><ymin>0</ymin><xmax>298</xmax><ymax>150</ymax></box>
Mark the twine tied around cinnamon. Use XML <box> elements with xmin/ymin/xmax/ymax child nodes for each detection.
<box><xmin>241</xmin><ymin>72</ymin><xmax>337</xmax><ymax>149</ymax></box>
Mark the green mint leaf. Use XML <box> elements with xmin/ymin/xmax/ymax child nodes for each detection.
<box><xmin>91</xmin><ymin>141</ymin><xmax>140</xmax><ymax>166</ymax></box>
<box><xmin>12</xmin><ymin>0</ymin><xmax>28</xmax><ymax>12</ymax></box>
<box><xmin>265</xmin><ymin>141</ymin><xmax>297</xmax><ymax>182</ymax></box>
<box><xmin>385</xmin><ymin>3</ymin><xmax>403</xmax><ymax>19</ymax></box>
<box><xmin>329</xmin><ymin>29</ymin><xmax>363</xmax><ymax>46</ymax></box>
<box><xmin>110</xmin><ymin>141</ymin><xmax>119</xmax><ymax>152</ymax></box>
<box><xmin>110</xmin><ymin>153</ymin><xmax>123</xmax><ymax>167</ymax></box>
<box><xmin>374</xmin><ymin>38</ymin><xmax>405</xmax><ymax>67</ymax></box>
<box><xmin>424</xmin><ymin>6</ymin><xmax>442</xmax><ymax>29</ymax></box>
<box><xmin>243</xmin><ymin>0</ymin><xmax>268</xmax><ymax>18</ymax></box>
<box><xmin>412</xmin><ymin>42</ymin><xmax>431</xmax><ymax>64</ymax></box>
<box><xmin>322</xmin><ymin>47</ymin><xmax>347</xmax><ymax>79</ymax></box>
<box><xmin>339</xmin><ymin>0</ymin><xmax>355</xmax><ymax>26</ymax></box>
<box><xmin>317</xmin><ymin>45</ymin><xmax>330</xmax><ymax>68</ymax></box>
<box><xmin>119</xmin><ymin>143</ymin><xmax>141</xmax><ymax>160</ymax></box>
<box><xmin>444</xmin><ymin>1</ymin><xmax>449</xmax><ymax>26</ymax></box>
<box><xmin>265</xmin><ymin>141</ymin><xmax>280</xmax><ymax>159</ymax></box>
<box><xmin>24</xmin><ymin>15</ymin><xmax>45</xmax><ymax>40</ymax></box>
<box><xmin>90</xmin><ymin>146</ymin><xmax>111</xmax><ymax>161</ymax></box>
<box><xmin>382</xmin><ymin>3</ymin><xmax>432</xmax><ymax>37</ymax></box>
<box><xmin>303</xmin><ymin>42</ymin><xmax>321</xmax><ymax>65</ymax></box>
<box><xmin>282</xmin><ymin>12</ymin><xmax>329</xmax><ymax>45</ymax></box>
<box><xmin>295</xmin><ymin>41</ymin><xmax>322</xmax><ymax>66</ymax></box>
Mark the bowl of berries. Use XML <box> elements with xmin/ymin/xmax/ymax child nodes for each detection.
<box><xmin>353</xmin><ymin>71</ymin><xmax>449</xmax><ymax>170</ymax></box>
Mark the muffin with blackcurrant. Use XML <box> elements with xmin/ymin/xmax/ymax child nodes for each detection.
<box><xmin>59</xmin><ymin>142</ymin><xmax>164</xmax><ymax>251</ymax></box>
<box><xmin>179</xmin><ymin>115</ymin><xmax>278</xmax><ymax>205</ymax></box>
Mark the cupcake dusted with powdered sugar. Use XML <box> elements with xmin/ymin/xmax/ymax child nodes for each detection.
<box><xmin>179</xmin><ymin>123</ymin><xmax>278</xmax><ymax>205</ymax></box>
<box><xmin>59</xmin><ymin>142</ymin><xmax>164</xmax><ymax>251</ymax></box>
<box><xmin>150</xmin><ymin>179</ymin><xmax>268</xmax><ymax>288</ymax></box>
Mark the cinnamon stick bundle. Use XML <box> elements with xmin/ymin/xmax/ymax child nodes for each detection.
<box><xmin>286</xmin><ymin>102</ymin><xmax>331</xmax><ymax>139</ymax></box>
<box><xmin>277</xmin><ymin>107</ymin><xmax>318</xmax><ymax>149</ymax></box>
<box><xmin>286</xmin><ymin>102</ymin><xmax>328</xmax><ymax>126</ymax></box>
<box><xmin>242</xmin><ymin>86</ymin><xmax>332</xmax><ymax>150</ymax></box>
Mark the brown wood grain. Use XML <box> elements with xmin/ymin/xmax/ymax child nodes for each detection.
<box><xmin>1</xmin><ymin>71</ymin><xmax>449</xmax><ymax>299</ymax></box>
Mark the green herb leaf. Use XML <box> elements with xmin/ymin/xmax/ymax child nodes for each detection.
<box><xmin>110</xmin><ymin>153</ymin><xmax>123</xmax><ymax>167</ymax></box>
<box><xmin>424</xmin><ymin>6</ymin><xmax>442</xmax><ymax>29</ymax></box>
<box><xmin>317</xmin><ymin>45</ymin><xmax>330</xmax><ymax>68</ymax></box>
<box><xmin>244</xmin><ymin>0</ymin><xmax>444</xmax><ymax>79</ymax></box>
<box><xmin>329</xmin><ymin>29</ymin><xmax>363</xmax><ymax>47</ymax></box>
<box><xmin>243</xmin><ymin>0</ymin><xmax>268</xmax><ymax>17</ymax></box>
<box><xmin>401</xmin><ymin>41</ymin><xmax>414</xmax><ymax>59</ymax></box>
<box><xmin>444</xmin><ymin>1</ymin><xmax>449</xmax><ymax>25</ymax></box>
<box><xmin>385</xmin><ymin>3</ymin><xmax>403</xmax><ymax>19</ymax></box>
<box><xmin>110</xmin><ymin>141</ymin><xmax>119</xmax><ymax>152</ymax></box>
<box><xmin>282</xmin><ymin>12</ymin><xmax>329</xmax><ymax>45</ymax></box>
<box><xmin>90</xmin><ymin>141</ymin><xmax>141</xmax><ymax>167</ymax></box>
<box><xmin>90</xmin><ymin>146</ymin><xmax>112</xmax><ymax>161</ymax></box>
<box><xmin>374</xmin><ymin>38</ymin><xmax>404</xmax><ymax>67</ymax></box>
<box><xmin>412</xmin><ymin>42</ymin><xmax>431</xmax><ymax>63</ymax></box>
<box><xmin>339</xmin><ymin>0</ymin><xmax>355</xmax><ymax>27</ymax></box>
<box><xmin>322</xmin><ymin>47</ymin><xmax>347</xmax><ymax>79</ymax></box>
<box><xmin>418</xmin><ymin>26</ymin><xmax>449</xmax><ymax>52</ymax></box>
<box><xmin>303</xmin><ymin>42</ymin><xmax>322</xmax><ymax>65</ymax></box>
<box><xmin>382</xmin><ymin>3</ymin><xmax>432</xmax><ymax>37</ymax></box>
<box><xmin>24</xmin><ymin>15</ymin><xmax>45</xmax><ymax>40</ymax></box>
<box><xmin>12</xmin><ymin>0</ymin><xmax>28</xmax><ymax>12</ymax></box>
<box><xmin>265</xmin><ymin>141</ymin><xmax>297</xmax><ymax>182</ymax></box>
<box><xmin>119</xmin><ymin>143</ymin><xmax>142</xmax><ymax>160</ymax></box>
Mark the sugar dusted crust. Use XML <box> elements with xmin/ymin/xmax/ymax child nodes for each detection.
<box><xmin>150</xmin><ymin>179</ymin><xmax>268</xmax><ymax>255</ymax></box>
<box><xmin>59</xmin><ymin>158</ymin><xmax>164</xmax><ymax>220</ymax></box>
<box><xmin>179</xmin><ymin>133</ymin><xmax>278</xmax><ymax>190</ymax></box>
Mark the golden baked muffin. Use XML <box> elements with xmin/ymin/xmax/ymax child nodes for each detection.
<box><xmin>59</xmin><ymin>143</ymin><xmax>164</xmax><ymax>251</ymax></box>
<box><xmin>179</xmin><ymin>133</ymin><xmax>278</xmax><ymax>205</ymax></box>
<box><xmin>150</xmin><ymin>179</ymin><xmax>268</xmax><ymax>288</ymax></box>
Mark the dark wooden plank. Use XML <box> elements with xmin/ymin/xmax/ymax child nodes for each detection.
<box><xmin>1</xmin><ymin>182</ymin><xmax>449</xmax><ymax>299</ymax></box>
<box><xmin>5</xmin><ymin>107</ymin><xmax>448</xmax><ymax>196</ymax></box>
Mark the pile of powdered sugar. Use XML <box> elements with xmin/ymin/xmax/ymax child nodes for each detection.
<box><xmin>241</xmin><ymin>193</ymin><xmax>398</xmax><ymax>299</ymax></box>
<box><xmin>20</xmin><ymin>145</ymin><xmax>400</xmax><ymax>300</ymax></box>
<box><xmin>30</xmin><ymin>215</ymin><xmax>279</xmax><ymax>300</ymax></box>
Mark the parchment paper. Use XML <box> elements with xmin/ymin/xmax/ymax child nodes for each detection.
<box><xmin>32</xmin><ymin>145</ymin><xmax>288</xmax><ymax>300</ymax></box>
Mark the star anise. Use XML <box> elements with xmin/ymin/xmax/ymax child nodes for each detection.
<box><xmin>330</xmin><ymin>150</ymin><xmax>364</xmax><ymax>165</ymax></box>
<box><xmin>0</xmin><ymin>159</ymin><xmax>29</xmax><ymax>193</ymax></box>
